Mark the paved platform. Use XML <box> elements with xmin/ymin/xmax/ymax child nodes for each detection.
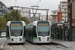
<box><xmin>52</xmin><ymin>39</ymin><xmax>75</xmax><ymax>49</ymax></box>
<box><xmin>0</xmin><ymin>38</ymin><xmax>7</xmax><ymax>49</ymax></box>
<box><xmin>0</xmin><ymin>42</ymin><xmax>4</xmax><ymax>49</ymax></box>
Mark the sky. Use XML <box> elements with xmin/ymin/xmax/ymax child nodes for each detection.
<box><xmin>0</xmin><ymin>0</ymin><xmax>67</xmax><ymax>15</ymax></box>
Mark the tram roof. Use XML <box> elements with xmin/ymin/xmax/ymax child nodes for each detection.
<box><xmin>7</xmin><ymin>21</ymin><xmax>26</xmax><ymax>26</ymax></box>
<box><xmin>27</xmin><ymin>21</ymin><xmax>51</xmax><ymax>26</ymax></box>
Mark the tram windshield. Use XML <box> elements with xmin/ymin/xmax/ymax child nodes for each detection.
<box><xmin>11</xmin><ymin>22</ymin><xmax>23</xmax><ymax>30</ymax></box>
<box><xmin>10</xmin><ymin>22</ymin><xmax>23</xmax><ymax>36</ymax></box>
<box><xmin>37</xmin><ymin>22</ymin><xmax>50</xmax><ymax>36</ymax></box>
<box><xmin>11</xmin><ymin>30</ymin><xmax>22</xmax><ymax>36</ymax></box>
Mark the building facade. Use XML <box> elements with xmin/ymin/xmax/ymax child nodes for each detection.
<box><xmin>67</xmin><ymin>0</ymin><xmax>75</xmax><ymax>40</ymax></box>
<box><xmin>68</xmin><ymin>0</ymin><xmax>75</xmax><ymax>24</ymax></box>
<box><xmin>51</xmin><ymin>10</ymin><xmax>58</xmax><ymax>23</ymax></box>
<box><xmin>67</xmin><ymin>0</ymin><xmax>70</xmax><ymax>22</ymax></box>
<box><xmin>59</xmin><ymin>1</ymin><xmax>67</xmax><ymax>22</ymax></box>
<box><xmin>0</xmin><ymin>1</ymin><xmax>9</xmax><ymax>16</ymax></box>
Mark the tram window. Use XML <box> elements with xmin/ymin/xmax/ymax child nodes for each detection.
<box><xmin>11</xmin><ymin>30</ymin><xmax>22</xmax><ymax>36</ymax></box>
<box><xmin>33</xmin><ymin>26</ymin><xmax>37</xmax><ymax>37</ymax></box>
<box><xmin>24</xmin><ymin>26</ymin><xmax>26</xmax><ymax>37</ymax></box>
<box><xmin>6</xmin><ymin>26</ymin><xmax>9</xmax><ymax>37</ymax></box>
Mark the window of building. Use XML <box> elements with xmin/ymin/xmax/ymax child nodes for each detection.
<box><xmin>62</xmin><ymin>2</ymin><xmax>67</xmax><ymax>4</ymax></box>
<box><xmin>62</xmin><ymin>5</ymin><xmax>66</xmax><ymax>7</ymax></box>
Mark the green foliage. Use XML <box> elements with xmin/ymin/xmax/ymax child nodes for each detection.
<box><xmin>0</xmin><ymin>17</ymin><xmax>7</xmax><ymax>31</ymax></box>
<box><xmin>0</xmin><ymin>10</ymin><xmax>30</xmax><ymax>31</ymax></box>
<box><xmin>10</xmin><ymin>10</ymin><xmax>21</xmax><ymax>20</ymax></box>
<box><xmin>21</xmin><ymin>17</ymin><xmax>30</xmax><ymax>24</ymax></box>
<box><xmin>4</xmin><ymin>13</ymin><xmax>14</xmax><ymax>21</ymax></box>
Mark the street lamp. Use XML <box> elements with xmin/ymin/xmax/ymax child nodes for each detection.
<box><xmin>69</xmin><ymin>0</ymin><xmax>72</xmax><ymax>41</ymax></box>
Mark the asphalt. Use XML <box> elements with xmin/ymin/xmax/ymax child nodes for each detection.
<box><xmin>52</xmin><ymin>39</ymin><xmax>75</xmax><ymax>50</ymax></box>
<box><xmin>0</xmin><ymin>37</ymin><xmax>7</xmax><ymax>49</ymax></box>
<box><xmin>0</xmin><ymin>38</ymin><xmax>75</xmax><ymax>50</ymax></box>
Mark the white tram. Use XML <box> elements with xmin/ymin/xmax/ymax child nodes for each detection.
<box><xmin>6</xmin><ymin>21</ymin><xmax>26</xmax><ymax>44</ymax></box>
<box><xmin>26</xmin><ymin>21</ymin><xmax>51</xmax><ymax>43</ymax></box>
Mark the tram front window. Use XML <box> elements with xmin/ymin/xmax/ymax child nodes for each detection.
<box><xmin>38</xmin><ymin>32</ymin><xmax>49</xmax><ymax>36</ymax></box>
<box><xmin>10</xmin><ymin>22</ymin><xmax>23</xmax><ymax>36</ymax></box>
<box><xmin>11</xmin><ymin>30</ymin><xmax>22</xmax><ymax>36</ymax></box>
<box><xmin>37</xmin><ymin>22</ymin><xmax>50</xmax><ymax>36</ymax></box>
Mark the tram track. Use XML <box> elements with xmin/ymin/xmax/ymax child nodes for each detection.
<box><xmin>23</xmin><ymin>41</ymin><xmax>52</xmax><ymax>50</ymax></box>
<box><xmin>40</xmin><ymin>45</ymin><xmax>51</xmax><ymax>50</ymax></box>
<box><xmin>26</xmin><ymin>41</ymin><xmax>52</xmax><ymax>50</ymax></box>
<box><xmin>10</xmin><ymin>45</ymin><xmax>14</xmax><ymax>50</ymax></box>
<box><xmin>37</xmin><ymin>43</ymin><xmax>68</xmax><ymax>50</ymax></box>
<box><xmin>22</xmin><ymin>45</ymin><xmax>28</xmax><ymax>50</ymax></box>
<box><xmin>37</xmin><ymin>44</ymin><xmax>51</xmax><ymax>50</ymax></box>
<box><xmin>10</xmin><ymin>45</ymin><xmax>23</xmax><ymax>50</ymax></box>
<box><xmin>8</xmin><ymin>43</ymin><xmax>67</xmax><ymax>50</ymax></box>
<box><xmin>9</xmin><ymin>42</ymin><xmax>67</xmax><ymax>50</ymax></box>
<box><xmin>10</xmin><ymin>44</ymin><xmax>28</xmax><ymax>50</ymax></box>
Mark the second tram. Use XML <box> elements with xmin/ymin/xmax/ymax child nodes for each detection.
<box><xmin>26</xmin><ymin>21</ymin><xmax>51</xmax><ymax>43</ymax></box>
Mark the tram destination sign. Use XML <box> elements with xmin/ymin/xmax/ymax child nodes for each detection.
<box><xmin>38</xmin><ymin>24</ymin><xmax>48</xmax><ymax>26</ymax></box>
<box><xmin>11</xmin><ymin>24</ymin><xmax>21</xmax><ymax>26</ymax></box>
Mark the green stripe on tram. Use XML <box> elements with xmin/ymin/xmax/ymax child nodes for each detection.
<box><xmin>7</xmin><ymin>37</ymin><xmax>10</xmax><ymax>40</ymax></box>
<box><xmin>23</xmin><ymin>37</ymin><xmax>25</xmax><ymax>39</ymax></box>
<box><xmin>33</xmin><ymin>37</ymin><xmax>37</xmax><ymax>39</ymax></box>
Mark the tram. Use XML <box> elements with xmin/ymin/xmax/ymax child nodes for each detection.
<box><xmin>51</xmin><ymin>23</ymin><xmax>68</xmax><ymax>40</ymax></box>
<box><xmin>6</xmin><ymin>21</ymin><xmax>26</xmax><ymax>44</ymax></box>
<box><xmin>26</xmin><ymin>21</ymin><xmax>51</xmax><ymax>43</ymax></box>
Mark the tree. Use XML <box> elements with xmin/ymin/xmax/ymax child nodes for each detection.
<box><xmin>21</xmin><ymin>17</ymin><xmax>29</xmax><ymax>24</ymax></box>
<box><xmin>0</xmin><ymin>17</ymin><xmax>7</xmax><ymax>31</ymax></box>
<box><xmin>10</xmin><ymin>10</ymin><xmax>21</xmax><ymax>21</ymax></box>
<box><xmin>4</xmin><ymin>13</ymin><xmax>14</xmax><ymax>21</ymax></box>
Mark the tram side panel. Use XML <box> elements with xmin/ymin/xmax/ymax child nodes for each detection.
<box><xmin>26</xmin><ymin>25</ymin><xmax>37</xmax><ymax>43</ymax></box>
<box><xmin>26</xmin><ymin>21</ymin><xmax>51</xmax><ymax>43</ymax></box>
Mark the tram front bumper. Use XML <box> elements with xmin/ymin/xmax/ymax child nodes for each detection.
<box><xmin>7</xmin><ymin>39</ymin><xmax>25</xmax><ymax>44</ymax></box>
<box><xmin>33</xmin><ymin>39</ymin><xmax>51</xmax><ymax>43</ymax></box>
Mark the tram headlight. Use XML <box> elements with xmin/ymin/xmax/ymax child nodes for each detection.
<box><xmin>19</xmin><ymin>38</ymin><xmax>22</xmax><ymax>41</ymax></box>
<box><xmin>47</xmin><ymin>37</ymin><xmax>49</xmax><ymax>41</ymax></box>
<box><xmin>11</xmin><ymin>38</ymin><xmax>13</xmax><ymax>41</ymax></box>
<box><xmin>39</xmin><ymin>37</ymin><xmax>41</xmax><ymax>41</ymax></box>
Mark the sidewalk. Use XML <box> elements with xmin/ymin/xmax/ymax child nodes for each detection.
<box><xmin>0</xmin><ymin>42</ymin><xmax>4</xmax><ymax>49</ymax></box>
<box><xmin>0</xmin><ymin>38</ymin><xmax>7</xmax><ymax>49</ymax></box>
<box><xmin>51</xmin><ymin>39</ymin><xmax>74</xmax><ymax>48</ymax></box>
